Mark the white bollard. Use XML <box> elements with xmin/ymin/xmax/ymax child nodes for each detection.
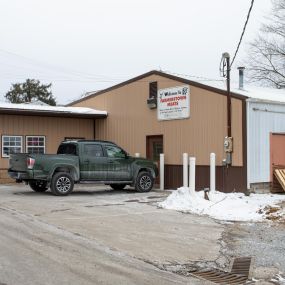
<box><xmin>183</xmin><ymin>153</ymin><xmax>188</xmax><ymax>187</ymax></box>
<box><xmin>210</xmin><ymin>153</ymin><xmax>216</xmax><ymax>192</ymax></box>
<box><xmin>134</xmin><ymin>153</ymin><xmax>140</xmax><ymax>157</ymax></box>
<box><xmin>189</xmin><ymin>157</ymin><xmax>196</xmax><ymax>195</ymax></box>
<box><xmin>160</xmin><ymin>153</ymin><xmax>164</xmax><ymax>191</ymax></box>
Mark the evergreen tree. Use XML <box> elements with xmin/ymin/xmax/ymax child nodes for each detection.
<box><xmin>5</xmin><ymin>79</ymin><xmax>56</xmax><ymax>105</ymax></box>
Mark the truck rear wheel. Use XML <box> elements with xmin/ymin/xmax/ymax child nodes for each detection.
<box><xmin>135</xmin><ymin>171</ymin><xmax>154</xmax><ymax>192</ymax></box>
<box><xmin>50</xmin><ymin>172</ymin><xmax>74</xmax><ymax>196</ymax></box>
<box><xmin>29</xmin><ymin>180</ymin><xmax>48</xmax><ymax>192</ymax></box>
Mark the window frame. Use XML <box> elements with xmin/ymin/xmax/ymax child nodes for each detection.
<box><xmin>2</xmin><ymin>135</ymin><xmax>23</xmax><ymax>158</ymax></box>
<box><xmin>25</xmin><ymin>135</ymin><xmax>46</xmax><ymax>155</ymax></box>
<box><xmin>149</xmin><ymin>81</ymin><xmax>158</xmax><ymax>99</ymax></box>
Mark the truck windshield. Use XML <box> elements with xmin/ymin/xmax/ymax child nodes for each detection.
<box><xmin>57</xmin><ymin>144</ymin><xmax>77</xmax><ymax>155</ymax></box>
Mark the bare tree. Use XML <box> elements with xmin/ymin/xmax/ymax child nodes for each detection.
<box><xmin>247</xmin><ymin>0</ymin><xmax>285</xmax><ymax>89</ymax></box>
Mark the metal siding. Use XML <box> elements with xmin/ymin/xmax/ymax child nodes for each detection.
<box><xmin>73</xmin><ymin>74</ymin><xmax>244</xmax><ymax>166</ymax></box>
<box><xmin>0</xmin><ymin>115</ymin><xmax>93</xmax><ymax>169</ymax></box>
<box><xmin>247</xmin><ymin>101</ymin><xmax>285</xmax><ymax>184</ymax></box>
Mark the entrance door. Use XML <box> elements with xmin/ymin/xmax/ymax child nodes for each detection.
<box><xmin>270</xmin><ymin>133</ymin><xmax>285</xmax><ymax>181</ymax></box>
<box><xmin>146</xmin><ymin>135</ymin><xmax>163</xmax><ymax>184</ymax></box>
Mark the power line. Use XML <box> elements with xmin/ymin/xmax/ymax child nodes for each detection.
<box><xmin>230</xmin><ymin>0</ymin><xmax>255</xmax><ymax>67</ymax></box>
<box><xmin>0</xmin><ymin>49</ymin><xmax>128</xmax><ymax>81</ymax></box>
<box><xmin>162</xmin><ymin>70</ymin><xmax>224</xmax><ymax>82</ymax></box>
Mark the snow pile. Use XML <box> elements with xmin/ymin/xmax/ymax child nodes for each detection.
<box><xmin>158</xmin><ymin>187</ymin><xmax>285</xmax><ymax>222</ymax></box>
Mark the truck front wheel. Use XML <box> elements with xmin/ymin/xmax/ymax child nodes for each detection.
<box><xmin>135</xmin><ymin>171</ymin><xmax>154</xmax><ymax>192</ymax></box>
<box><xmin>29</xmin><ymin>180</ymin><xmax>48</xmax><ymax>192</ymax></box>
<box><xmin>50</xmin><ymin>172</ymin><xmax>74</xmax><ymax>196</ymax></box>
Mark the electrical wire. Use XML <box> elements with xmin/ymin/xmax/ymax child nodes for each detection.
<box><xmin>230</xmin><ymin>0</ymin><xmax>255</xmax><ymax>67</ymax></box>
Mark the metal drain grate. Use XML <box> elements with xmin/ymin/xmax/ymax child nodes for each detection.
<box><xmin>230</xmin><ymin>257</ymin><xmax>252</xmax><ymax>277</ymax></box>
<box><xmin>191</xmin><ymin>257</ymin><xmax>252</xmax><ymax>285</ymax></box>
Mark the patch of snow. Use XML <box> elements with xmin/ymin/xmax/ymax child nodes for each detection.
<box><xmin>271</xmin><ymin>273</ymin><xmax>285</xmax><ymax>284</ymax></box>
<box><xmin>0</xmin><ymin>102</ymin><xmax>107</xmax><ymax>115</ymax></box>
<box><xmin>158</xmin><ymin>187</ymin><xmax>285</xmax><ymax>222</ymax></box>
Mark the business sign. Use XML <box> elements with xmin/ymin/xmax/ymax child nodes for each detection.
<box><xmin>157</xmin><ymin>85</ymin><xmax>190</xmax><ymax>121</ymax></box>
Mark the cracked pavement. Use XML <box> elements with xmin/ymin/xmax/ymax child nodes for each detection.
<box><xmin>0</xmin><ymin>184</ymin><xmax>284</xmax><ymax>284</ymax></box>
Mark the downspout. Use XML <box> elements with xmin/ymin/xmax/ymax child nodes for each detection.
<box><xmin>93</xmin><ymin>119</ymin><xmax>96</xmax><ymax>140</ymax></box>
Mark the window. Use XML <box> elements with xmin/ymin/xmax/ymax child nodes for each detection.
<box><xmin>83</xmin><ymin>144</ymin><xmax>103</xmax><ymax>157</ymax></box>
<box><xmin>2</xmin><ymin>136</ymin><xmax>23</xmax><ymax>157</ymax></box>
<box><xmin>149</xmin><ymin>81</ymin><xmax>157</xmax><ymax>99</ymax></box>
<box><xmin>105</xmin><ymin>145</ymin><xmax>126</xmax><ymax>158</ymax></box>
<box><xmin>57</xmin><ymin>143</ymin><xmax>77</xmax><ymax>155</ymax></box>
<box><xmin>26</xmin><ymin>136</ymin><xmax>45</xmax><ymax>154</ymax></box>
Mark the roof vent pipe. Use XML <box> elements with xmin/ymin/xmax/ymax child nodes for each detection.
<box><xmin>237</xmin><ymin>67</ymin><xmax>245</xmax><ymax>90</ymax></box>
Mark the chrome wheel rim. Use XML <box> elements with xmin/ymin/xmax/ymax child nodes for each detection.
<box><xmin>56</xmin><ymin>177</ymin><xmax>71</xmax><ymax>193</ymax></box>
<box><xmin>139</xmin><ymin>175</ymin><xmax>152</xmax><ymax>190</ymax></box>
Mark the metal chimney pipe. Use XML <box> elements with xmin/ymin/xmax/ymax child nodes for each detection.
<box><xmin>237</xmin><ymin>67</ymin><xmax>245</xmax><ymax>90</ymax></box>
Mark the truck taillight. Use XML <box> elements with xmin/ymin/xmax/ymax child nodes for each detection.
<box><xmin>27</xmin><ymin>157</ymin><xmax>35</xmax><ymax>169</ymax></box>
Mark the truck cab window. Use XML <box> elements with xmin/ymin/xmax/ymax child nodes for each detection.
<box><xmin>57</xmin><ymin>144</ymin><xmax>77</xmax><ymax>155</ymax></box>
<box><xmin>83</xmin><ymin>144</ymin><xmax>103</xmax><ymax>157</ymax></box>
<box><xmin>105</xmin><ymin>145</ymin><xmax>126</xmax><ymax>158</ymax></box>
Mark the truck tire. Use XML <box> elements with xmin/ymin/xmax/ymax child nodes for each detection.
<box><xmin>29</xmin><ymin>180</ymin><xmax>48</xmax><ymax>192</ymax></box>
<box><xmin>50</xmin><ymin>172</ymin><xmax>74</xmax><ymax>196</ymax></box>
<box><xmin>135</xmin><ymin>171</ymin><xmax>154</xmax><ymax>192</ymax></box>
<box><xmin>110</xmin><ymin>184</ymin><xmax>126</xmax><ymax>190</ymax></box>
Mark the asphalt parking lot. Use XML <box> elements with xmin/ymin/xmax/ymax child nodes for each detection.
<box><xmin>0</xmin><ymin>184</ymin><xmax>284</xmax><ymax>285</ymax></box>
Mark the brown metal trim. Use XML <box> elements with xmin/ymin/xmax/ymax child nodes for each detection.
<box><xmin>271</xmin><ymin>132</ymin><xmax>285</xmax><ymax>135</ymax></box>
<box><xmin>0</xmin><ymin>109</ymin><xmax>107</xmax><ymax>119</ymax></box>
<box><xmin>93</xmin><ymin>119</ymin><xmax>96</xmax><ymax>140</ymax></box>
<box><xmin>242</xmin><ymin>100</ymin><xmax>248</xmax><ymax>189</ymax></box>
<box><xmin>67</xmin><ymin>70</ymin><xmax>248</xmax><ymax>106</ymax></box>
<box><xmin>164</xmin><ymin>164</ymin><xmax>246</xmax><ymax>192</ymax></box>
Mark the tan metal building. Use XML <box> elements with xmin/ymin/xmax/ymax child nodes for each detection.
<box><xmin>70</xmin><ymin>70</ymin><xmax>247</xmax><ymax>192</ymax></box>
<box><xmin>0</xmin><ymin>103</ymin><xmax>106</xmax><ymax>183</ymax></box>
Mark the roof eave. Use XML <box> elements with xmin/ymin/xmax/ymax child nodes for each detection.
<box><xmin>0</xmin><ymin>108</ymin><xmax>108</xmax><ymax>119</ymax></box>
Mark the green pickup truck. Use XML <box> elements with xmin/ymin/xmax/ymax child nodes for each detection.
<box><xmin>8</xmin><ymin>140</ymin><xmax>158</xmax><ymax>196</ymax></box>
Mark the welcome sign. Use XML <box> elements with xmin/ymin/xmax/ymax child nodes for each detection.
<box><xmin>157</xmin><ymin>85</ymin><xmax>190</xmax><ymax>121</ymax></box>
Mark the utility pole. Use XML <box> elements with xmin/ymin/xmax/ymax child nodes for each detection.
<box><xmin>223</xmin><ymin>52</ymin><xmax>231</xmax><ymax>137</ymax></box>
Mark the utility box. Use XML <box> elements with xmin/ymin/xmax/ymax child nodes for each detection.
<box><xmin>224</xmin><ymin>136</ymin><xmax>233</xmax><ymax>153</ymax></box>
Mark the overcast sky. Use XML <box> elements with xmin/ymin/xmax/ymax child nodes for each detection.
<box><xmin>0</xmin><ymin>0</ymin><xmax>272</xmax><ymax>105</ymax></box>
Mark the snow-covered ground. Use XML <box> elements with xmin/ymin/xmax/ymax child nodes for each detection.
<box><xmin>158</xmin><ymin>187</ymin><xmax>285</xmax><ymax>222</ymax></box>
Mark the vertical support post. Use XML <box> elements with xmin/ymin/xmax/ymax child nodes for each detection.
<box><xmin>160</xmin><ymin>153</ymin><xmax>164</xmax><ymax>191</ymax></box>
<box><xmin>183</xmin><ymin>153</ymin><xmax>188</xmax><ymax>187</ymax></box>
<box><xmin>189</xmin><ymin>157</ymin><xmax>196</xmax><ymax>195</ymax></box>
<box><xmin>135</xmin><ymin>153</ymin><xmax>140</xmax><ymax>157</ymax></box>
<box><xmin>210</xmin><ymin>153</ymin><xmax>216</xmax><ymax>192</ymax></box>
